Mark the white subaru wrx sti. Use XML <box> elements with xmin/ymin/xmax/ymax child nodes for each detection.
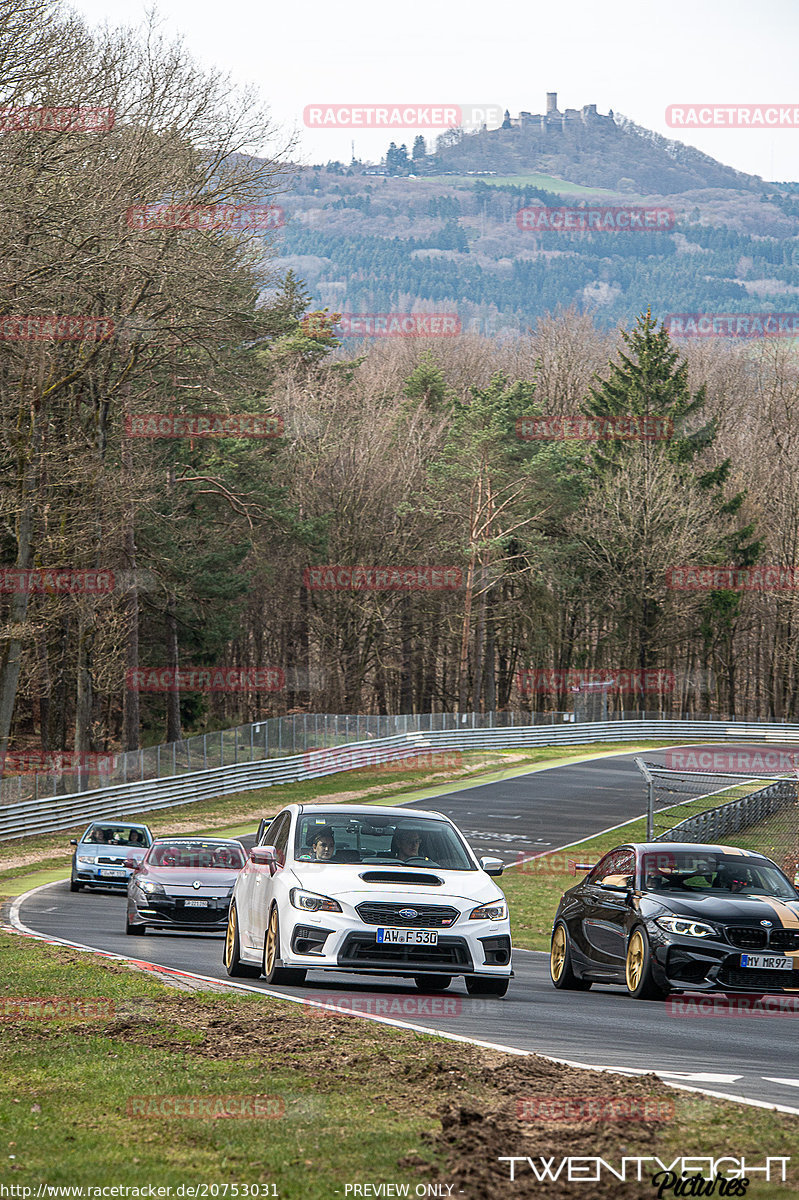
<box><xmin>224</xmin><ymin>804</ymin><xmax>512</xmax><ymax>996</ymax></box>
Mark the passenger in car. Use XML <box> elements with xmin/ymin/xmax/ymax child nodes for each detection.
<box><xmin>311</xmin><ymin>827</ymin><xmax>336</xmax><ymax>861</ymax></box>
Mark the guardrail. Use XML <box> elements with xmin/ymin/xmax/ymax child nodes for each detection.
<box><xmin>4</xmin><ymin>716</ymin><xmax>799</xmax><ymax>842</ymax></box>
<box><xmin>655</xmin><ymin>777</ymin><xmax>798</xmax><ymax>844</ymax></box>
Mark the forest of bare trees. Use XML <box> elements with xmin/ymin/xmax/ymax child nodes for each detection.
<box><xmin>2</xmin><ymin>0</ymin><xmax>799</xmax><ymax>770</ymax></box>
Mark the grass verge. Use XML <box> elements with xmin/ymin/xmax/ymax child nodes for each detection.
<box><xmin>0</xmin><ymin>930</ymin><xmax>797</xmax><ymax>1197</ymax></box>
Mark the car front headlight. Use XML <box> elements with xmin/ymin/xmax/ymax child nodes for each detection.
<box><xmin>138</xmin><ymin>880</ymin><xmax>166</xmax><ymax>897</ymax></box>
<box><xmin>469</xmin><ymin>900</ymin><xmax>508</xmax><ymax>921</ymax></box>
<box><xmin>76</xmin><ymin>855</ymin><xmax>97</xmax><ymax>864</ymax></box>
<box><xmin>289</xmin><ymin>888</ymin><xmax>342</xmax><ymax>913</ymax></box>
<box><xmin>655</xmin><ymin>916</ymin><xmax>717</xmax><ymax>939</ymax></box>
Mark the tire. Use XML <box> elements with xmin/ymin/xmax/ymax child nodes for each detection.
<box><xmin>125</xmin><ymin>914</ymin><xmax>146</xmax><ymax>935</ymax></box>
<box><xmin>413</xmin><ymin>975</ymin><xmax>452</xmax><ymax>991</ymax></box>
<box><xmin>69</xmin><ymin>877</ymin><xmax>82</xmax><ymax>892</ymax></box>
<box><xmin>550</xmin><ymin>921</ymin><xmax>592</xmax><ymax>990</ymax></box>
<box><xmin>262</xmin><ymin>905</ymin><xmax>306</xmax><ymax>986</ymax></box>
<box><xmin>465</xmin><ymin>975</ymin><xmax>509</xmax><ymax>997</ymax></box>
<box><xmin>625</xmin><ymin>926</ymin><xmax>668</xmax><ymax>1000</ymax></box>
<box><xmin>223</xmin><ymin>903</ymin><xmax>261</xmax><ymax>978</ymax></box>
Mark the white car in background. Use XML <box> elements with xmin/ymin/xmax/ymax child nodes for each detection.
<box><xmin>224</xmin><ymin>804</ymin><xmax>512</xmax><ymax>996</ymax></box>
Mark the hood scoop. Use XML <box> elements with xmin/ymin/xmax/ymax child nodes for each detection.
<box><xmin>359</xmin><ymin>871</ymin><xmax>443</xmax><ymax>887</ymax></box>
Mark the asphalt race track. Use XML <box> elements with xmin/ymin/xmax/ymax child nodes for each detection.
<box><xmin>13</xmin><ymin>746</ymin><xmax>799</xmax><ymax>1113</ymax></box>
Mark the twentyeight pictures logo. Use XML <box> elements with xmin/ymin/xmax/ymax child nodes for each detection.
<box><xmin>517</xmin><ymin>206</ymin><xmax>674</xmax><ymax>232</ymax></box>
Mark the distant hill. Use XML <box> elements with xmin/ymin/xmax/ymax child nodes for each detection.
<box><xmin>415</xmin><ymin>97</ymin><xmax>764</xmax><ymax>194</ymax></box>
<box><xmin>261</xmin><ymin>96</ymin><xmax>799</xmax><ymax>335</ymax></box>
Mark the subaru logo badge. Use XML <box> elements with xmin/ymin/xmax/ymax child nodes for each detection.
<box><xmin>399</xmin><ymin>908</ymin><xmax>418</xmax><ymax>919</ymax></box>
<box><xmin>193</xmin><ymin>880</ymin><xmax>202</xmax><ymax>890</ymax></box>
<box><xmin>760</xmin><ymin>919</ymin><xmax>772</xmax><ymax>927</ymax></box>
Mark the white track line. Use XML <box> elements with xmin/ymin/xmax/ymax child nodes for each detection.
<box><xmin>7</xmin><ymin>881</ymin><xmax>799</xmax><ymax>1116</ymax></box>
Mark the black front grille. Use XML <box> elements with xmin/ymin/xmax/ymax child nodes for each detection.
<box><xmin>148</xmin><ymin>899</ymin><xmax>228</xmax><ymax>924</ymax></box>
<box><xmin>725</xmin><ymin>927</ymin><xmax>768</xmax><ymax>950</ymax></box>
<box><xmin>338</xmin><ymin>934</ymin><xmax>472</xmax><ymax>969</ymax></box>
<box><xmin>98</xmin><ymin>856</ymin><xmax>127</xmax><ymax>865</ymax></box>
<box><xmin>356</xmin><ymin>902</ymin><xmax>459</xmax><ymax>928</ymax></box>
<box><xmin>770</xmin><ymin>929</ymin><xmax>799</xmax><ymax>952</ymax></box>
<box><xmin>720</xmin><ymin>966</ymin><xmax>796</xmax><ymax>990</ymax></box>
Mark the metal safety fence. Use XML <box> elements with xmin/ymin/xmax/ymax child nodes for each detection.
<box><xmin>3</xmin><ymin>715</ymin><xmax>799</xmax><ymax>842</ymax></box>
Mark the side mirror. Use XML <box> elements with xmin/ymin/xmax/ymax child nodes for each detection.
<box><xmin>480</xmin><ymin>856</ymin><xmax>504</xmax><ymax>877</ymax></box>
<box><xmin>599</xmin><ymin>876</ymin><xmax>634</xmax><ymax>893</ymax></box>
<box><xmin>251</xmin><ymin>844</ymin><xmax>279</xmax><ymax>873</ymax></box>
<box><xmin>70</xmin><ymin>839</ymin><xmax>78</xmax><ymax>846</ymax></box>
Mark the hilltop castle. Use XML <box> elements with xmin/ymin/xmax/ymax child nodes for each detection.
<box><xmin>501</xmin><ymin>93</ymin><xmax>615</xmax><ymax>133</ymax></box>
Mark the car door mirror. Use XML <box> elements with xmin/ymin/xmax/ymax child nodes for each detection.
<box><xmin>599</xmin><ymin>875</ymin><xmax>634</xmax><ymax>893</ymax></box>
<box><xmin>70</xmin><ymin>838</ymin><xmax>78</xmax><ymax>846</ymax></box>
<box><xmin>250</xmin><ymin>844</ymin><xmax>278</xmax><ymax>874</ymax></box>
<box><xmin>480</xmin><ymin>856</ymin><xmax>504</xmax><ymax>876</ymax></box>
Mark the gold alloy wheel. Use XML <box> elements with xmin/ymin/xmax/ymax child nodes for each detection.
<box><xmin>225</xmin><ymin>906</ymin><xmax>237</xmax><ymax>968</ymax></box>
<box><xmin>265</xmin><ymin>906</ymin><xmax>278</xmax><ymax>976</ymax></box>
<box><xmin>626</xmin><ymin>928</ymin><xmax>645</xmax><ymax>992</ymax></box>
<box><xmin>551</xmin><ymin>924</ymin><xmax>566</xmax><ymax>981</ymax></box>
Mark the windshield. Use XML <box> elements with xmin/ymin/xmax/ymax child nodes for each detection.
<box><xmin>640</xmin><ymin>851</ymin><xmax>796</xmax><ymax>899</ymax></box>
<box><xmin>294</xmin><ymin>813</ymin><xmax>476</xmax><ymax>870</ymax></box>
<box><xmin>84</xmin><ymin>824</ymin><xmax>151</xmax><ymax>847</ymax></box>
<box><xmin>148</xmin><ymin>841</ymin><xmax>246</xmax><ymax>869</ymax></box>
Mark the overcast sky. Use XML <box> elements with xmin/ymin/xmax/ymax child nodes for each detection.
<box><xmin>71</xmin><ymin>0</ymin><xmax>799</xmax><ymax>182</ymax></box>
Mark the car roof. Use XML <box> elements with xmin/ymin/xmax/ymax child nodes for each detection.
<box><xmin>85</xmin><ymin>820</ymin><xmax>150</xmax><ymax>828</ymax></box>
<box><xmin>149</xmin><ymin>836</ymin><xmax>243</xmax><ymax>845</ymax></box>
<box><xmin>294</xmin><ymin>804</ymin><xmax>448</xmax><ymax>820</ymax></box>
<box><xmin>631</xmin><ymin>841</ymin><xmax>752</xmax><ymax>855</ymax></box>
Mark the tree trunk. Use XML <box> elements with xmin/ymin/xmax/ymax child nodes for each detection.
<box><xmin>0</xmin><ymin>497</ymin><xmax>34</xmax><ymax>774</ymax></box>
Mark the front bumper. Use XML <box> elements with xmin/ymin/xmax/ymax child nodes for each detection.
<box><xmin>649</xmin><ymin>926</ymin><xmax>799</xmax><ymax>993</ymax></box>
<box><xmin>75</xmin><ymin>865</ymin><xmax>134</xmax><ymax>888</ymax></box>
<box><xmin>129</xmin><ymin>893</ymin><xmax>232</xmax><ymax>930</ymax></box>
<box><xmin>282</xmin><ymin>910</ymin><xmax>512</xmax><ymax>978</ymax></box>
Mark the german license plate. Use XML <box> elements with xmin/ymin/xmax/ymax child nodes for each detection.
<box><xmin>376</xmin><ymin>928</ymin><xmax>438</xmax><ymax>945</ymax></box>
<box><xmin>184</xmin><ymin>899</ymin><xmax>209</xmax><ymax>908</ymax></box>
<box><xmin>99</xmin><ymin>869</ymin><xmax>126</xmax><ymax>878</ymax></box>
<box><xmin>740</xmin><ymin>953</ymin><xmax>792</xmax><ymax>971</ymax></box>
